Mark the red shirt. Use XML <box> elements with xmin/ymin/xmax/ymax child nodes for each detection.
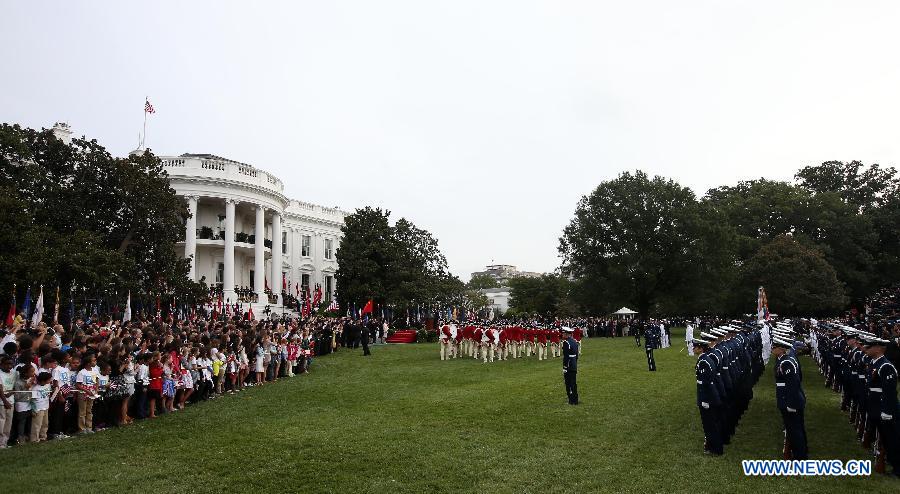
<box><xmin>149</xmin><ymin>364</ymin><xmax>164</xmax><ymax>391</ymax></box>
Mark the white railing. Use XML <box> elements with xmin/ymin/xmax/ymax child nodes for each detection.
<box><xmin>161</xmin><ymin>155</ymin><xmax>284</xmax><ymax>193</ymax></box>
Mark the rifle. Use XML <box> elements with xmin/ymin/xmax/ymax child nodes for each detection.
<box><xmin>782</xmin><ymin>429</ymin><xmax>792</xmax><ymax>460</ymax></box>
<box><xmin>874</xmin><ymin>429</ymin><xmax>886</xmax><ymax>474</ymax></box>
<box><xmin>862</xmin><ymin>414</ymin><xmax>874</xmax><ymax>449</ymax></box>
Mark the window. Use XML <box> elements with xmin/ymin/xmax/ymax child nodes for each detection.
<box><xmin>325</xmin><ymin>276</ymin><xmax>333</xmax><ymax>300</ymax></box>
<box><xmin>249</xmin><ymin>270</ymin><xmax>255</xmax><ymax>290</ymax></box>
<box><xmin>216</xmin><ymin>262</ymin><xmax>224</xmax><ymax>286</ymax></box>
<box><xmin>301</xmin><ymin>274</ymin><xmax>310</xmax><ymax>293</ymax></box>
<box><xmin>282</xmin><ymin>231</ymin><xmax>287</xmax><ymax>254</ymax></box>
<box><xmin>301</xmin><ymin>235</ymin><xmax>311</xmax><ymax>257</ymax></box>
<box><xmin>324</xmin><ymin>239</ymin><xmax>333</xmax><ymax>260</ymax></box>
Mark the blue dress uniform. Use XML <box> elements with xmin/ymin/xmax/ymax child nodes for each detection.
<box><xmin>695</xmin><ymin>340</ymin><xmax>723</xmax><ymax>455</ymax></box>
<box><xmin>775</xmin><ymin>349</ymin><xmax>808</xmax><ymax>460</ymax></box>
<box><xmin>562</xmin><ymin>330</ymin><xmax>580</xmax><ymax>405</ymax></box>
<box><xmin>869</xmin><ymin>352</ymin><xmax>899</xmax><ymax>475</ymax></box>
<box><xmin>645</xmin><ymin>326</ymin><xmax>658</xmax><ymax>371</ymax></box>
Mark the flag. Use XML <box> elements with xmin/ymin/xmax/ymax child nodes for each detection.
<box><xmin>361</xmin><ymin>299</ymin><xmax>374</xmax><ymax>315</ymax></box>
<box><xmin>247</xmin><ymin>305</ymin><xmax>254</xmax><ymax>321</ymax></box>
<box><xmin>31</xmin><ymin>286</ymin><xmax>44</xmax><ymax>327</ymax></box>
<box><xmin>22</xmin><ymin>286</ymin><xmax>32</xmax><ymax>321</ymax></box>
<box><xmin>5</xmin><ymin>286</ymin><xmax>15</xmax><ymax>327</ymax></box>
<box><xmin>123</xmin><ymin>291</ymin><xmax>132</xmax><ymax>323</ymax></box>
<box><xmin>295</xmin><ymin>282</ymin><xmax>299</xmax><ymax>297</ymax></box>
<box><xmin>53</xmin><ymin>286</ymin><xmax>60</xmax><ymax>324</ymax></box>
<box><xmin>282</xmin><ymin>273</ymin><xmax>287</xmax><ymax>292</ymax></box>
<box><xmin>144</xmin><ymin>98</ymin><xmax>155</xmax><ymax>114</ymax></box>
<box><xmin>328</xmin><ymin>298</ymin><xmax>339</xmax><ymax>312</ymax></box>
<box><xmin>757</xmin><ymin>286</ymin><xmax>769</xmax><ymax>323</ymax></box>
<box><xmin>313</xmin><ymin>284</ymin><xmax>322</xmax><ymax>307</ymax></box>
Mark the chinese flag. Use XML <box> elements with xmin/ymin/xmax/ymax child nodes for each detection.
<box><xmin>361</xmin><ymin>299</ymin><xmax>373</xmax><ymax>315</ymax></box>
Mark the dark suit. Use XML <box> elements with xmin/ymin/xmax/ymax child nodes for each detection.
<box><xmin>563</xmin><ymin>336</ymin><xmax>580</xmax><ymax>404</ymax></box>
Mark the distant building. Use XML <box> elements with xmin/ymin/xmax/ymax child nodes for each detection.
<box><xmin>481</xmin><ymin>287</ymin><xmax>511</xmax><ymax>314</ymax></box>
<box><xmin>470</xmin><ymin>264</ymin><xmax>542</xmax><ymax>285</ymax></box>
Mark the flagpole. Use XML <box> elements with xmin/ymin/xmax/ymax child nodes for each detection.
<box><xmin>142</xmin><ymin>96</ymin><xmax>148</xmax><ymax>149</ymax></box>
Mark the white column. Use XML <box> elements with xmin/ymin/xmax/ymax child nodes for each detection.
<box><xmin>271</xmin><ymin>211</ymin><xmax>282</xmax><ymax>305</ymax></box>
<box><xmin>185</xmin><ymin>196</ymin><xmax>198</xmax><ymax>281</ymax></box>
<box><xmin>223</xmin><ymin>199</ymin><xmax>236</xmax><ymax>303</ymax></box>
<box><xmin>254</xmin><ymin>205</ymin><xmax>265</xmax><ymax>302</ymax></box>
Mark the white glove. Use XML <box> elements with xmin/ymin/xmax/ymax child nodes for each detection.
<box><xmin>701</xmin><ymin>402</ymin><xmax>709</xmax><ymax>409</ymax></box>
<box><xmin>786</xmin><ymin>407</ymin><xmax>797</xmax><ymax>413</ymax></box>
<box><xmin>881</xmin><ymin>412</ymin><xmax>893</xmax><ymax>421</ymax></box>
<box><xmin>562</xmin><ymin>368</ymin><xmax>567</xmax><ymax>374</ymax></box>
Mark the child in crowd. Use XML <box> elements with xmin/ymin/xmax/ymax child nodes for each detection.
<box><xmin>161</xmin><ymin>353</ymin><xmax>175</xmax><ymax>413</ymax></box>
<box><xmin>147</xmin><ymin>352</ymin><xmax>163</xmax><ymax>418</ymax></box>
<box><xmin>93</xmin><ymin>361</ymin><xmax>111</xmax><ymax>430</ymax></box>
<box><xmin>0</xmin><ymin>355</ymin><xmax>16</xmax><ymax>448</ymax></box>
<box><xmin>286</xmin><ymin>336</ymin><xmax>298</xmax><ymax>377</ymax></box>
<box><xmin>12</xmin><ymin>364</ymin><xmax>35</xmax><ymax>444</ymax></box>
<box><xmin>75</xmin><ymin>354</ymin><xmax>98</xmax><ymax>434</ymax></box>
<box><xmin>29</xmin><ymin>371</ymin><xmax>52</xmax><ymax>442</ymax></box>
<box><xmin>134</xmin><ymin>353</ymin><xmax>149</xmax><ymax>420</ymax></box>
<box><xmin>178</xmin><ymin>348</ymin><xmax>193</xmax><ymax>409</ymax></box>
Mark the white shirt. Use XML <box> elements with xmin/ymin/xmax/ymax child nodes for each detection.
<box><xmin>76</xmin><ymin>368</ymin><xmax>97</xmax><ymax>388</ymax></box>
<box><xmin>52</xmin><ymin>365</ymin><xmax>71</xmax><ymax>389</ymax></box>
<box><xmin>137</xmin><ymin>364</ymin><xmax>150</xmax><ymax>385</ymax></box>
<box><xmin>31</xmin><ymin>383</ymin><xmax>51</xmax><ymax>411</ymax></box>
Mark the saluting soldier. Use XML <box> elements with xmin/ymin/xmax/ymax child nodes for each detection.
<box><xmin>562</xmin><ymin>327</ymin><xmax>580</xmax><ymax>405</ymax></box>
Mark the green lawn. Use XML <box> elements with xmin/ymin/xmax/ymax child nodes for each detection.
<box><xmin>4</xmin><ymin>329</ymin><xmax>897</xmax><ymax>493</ymax></box>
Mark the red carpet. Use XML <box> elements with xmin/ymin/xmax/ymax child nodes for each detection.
<box><xmin>386</xmin><ymin>330</ymin><xmax>417</xmax><ymax>343</ymax></box>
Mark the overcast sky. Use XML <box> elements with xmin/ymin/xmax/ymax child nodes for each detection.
<box><xmin>3</xmin><ymin>1</ymin><xmax>900</xmax><ymax>280</ymax></box>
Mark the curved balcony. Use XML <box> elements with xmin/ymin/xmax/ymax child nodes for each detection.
<box><xmin>161</xmin><ymin>154</ymin><xmax>284</xmax><ymax>196</ymax></box>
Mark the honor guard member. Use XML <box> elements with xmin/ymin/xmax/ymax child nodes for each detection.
<box><xmin>562</xmin><ymin>327</ymin><xmax>579</xmax><ymax>405</ymax></box>
<box><xmin>549</xmin><ymin>327</ymin><xmax>562</xmax><ymax>358</ymax></box>
<box><xmin>645</xmin><ymin>323</ymin><xmax>658</xmax><ymax>371</ymax></box>
<box><xmin>473</xmin><ymin>326</ymin><xmax>483</xmax><ymax>360</ymax></box>
<box><xmin>772</xmin><ymin>336</ymin><xmax>808</xmax><ymax>460</ymax></box>
<box><xmin>439</xmin><ymin>323</ymin><xmax>452</xmax><ymax>361</ymax></box>
<box><xmin>862</xmin><ymin>335</ymin><xmax>900</xmax><ymax>477</ymax></box>
<box><xmin>453</xmin><ymin>323</ymin><xmax>463</xmax><ymax>358</ymax></box>
<box><xmin>537</xmin><ymin>327</ymin><xmax>548</xmax><ymax>361</ymax></box>
<box><xmin>693</xmin><ymin>337</ymin><xmax>723</xmax><ymax>455</ymax></box>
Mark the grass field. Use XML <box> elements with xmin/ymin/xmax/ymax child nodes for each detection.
<box><xmin>4</xmin><ymin>329</ymin><xmax>897</xmax><ymax>493</ymax></box>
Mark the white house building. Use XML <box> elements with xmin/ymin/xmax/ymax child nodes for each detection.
<box><xmin>157</xmin><ymin>152</ymin><xmax>346</xmax><ymax>309</ymax></box>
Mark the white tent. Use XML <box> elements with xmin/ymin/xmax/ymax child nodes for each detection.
<box><xmin>612</xmin><ymin>307</ymin><xmax>638</xmax><ymax>320</ymax></box>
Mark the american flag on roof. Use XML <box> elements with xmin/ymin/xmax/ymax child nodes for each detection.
<box><xmin>144</xmin><ymin>98</ymin><xmax>155</xmax><ymax>114</ymax></box>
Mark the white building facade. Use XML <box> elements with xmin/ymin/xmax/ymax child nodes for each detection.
<box><xmin>159</xmin><ymin>153</ymin><xmax>345</xmax><ymax>308</ymax></box>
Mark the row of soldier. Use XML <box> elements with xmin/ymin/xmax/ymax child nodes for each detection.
<box><xmin>438</xmin><ymin>323</ymin><xmax>583</xmax><ymax>363</ymax></box>
<box><xmin>691</xmin><ymin>323</ymin><xmax>765</xmax><ymax>456</ymax></box>
<box><xmin>811</xmin><ymin>322</ymin><xmax>899</xmax><ymax>476</ymax></box>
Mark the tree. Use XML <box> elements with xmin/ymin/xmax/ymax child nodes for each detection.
<box><xmin>559</xmin><ymin>170</ymin><xmax>724</xmax><ymax>316</ymax></box>
<box><xmin>334</xmin><ymin>207</ymin><xmax>393</xmax><ymax>307</ymax></box>
<box><xmin>795</xmin><ymin>161</ymin><xmax>900</xmax><ymax>294</ymax></box>
<box><xmin>0</xmin><ymin>123</ymin><xmax>203</xmax><ymax>316</ymax></box>
<box><xmin>508</xmin><ymin>274</ymin><xmax>575</xmax><ymax>316</ymax></box>
<box><xmin>335</xmin><ymin>207</ymin><xmax>461</xmax><ymax>310</ymax></box>
<box><xmin>704</xmin><ymin>178</ymin><xmax>879</xmax><ymax>305</ymax></box>
<box><xmin>739</xmin><ymin>235</ymin><xmax>847</xmax><ymax>315</ymax></box>
<box><xmin>795</xmin><ymin>160</ymin><xmax>899</xmax><ymax>212</ymax></box>
<box><xmin>467</xmin><ymin>274</ymin><xmax>499</xmax><ymax>290</ymax></box>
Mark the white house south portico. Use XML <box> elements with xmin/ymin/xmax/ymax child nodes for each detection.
<box><xmin>160</xmin><ymin>153</ymin><xmax>345</xmax><ymax>311</ymax></box>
